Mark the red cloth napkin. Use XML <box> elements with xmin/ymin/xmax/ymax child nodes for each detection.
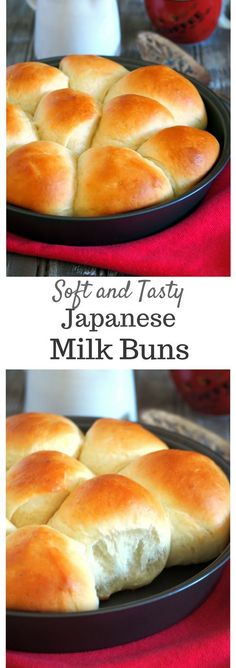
<box><xmin>7</xmin><ymin>165</ymin><xmax>230</xmax><ymax>276</ymax></box>
<box><xmin>7</xmin><ymin>564</ymin><xmax>230</xmax><ymax>668</ymax></box>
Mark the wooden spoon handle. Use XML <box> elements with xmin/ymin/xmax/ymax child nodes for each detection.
<box><xmin>140</xmin><ymin>409</ymin><xmax>229</xmax><ymax>461</ymax></box>
<box><xmin>137</xmin><ymin>31</ymin><xmax>211</xmax><ymax>85</ymax></box>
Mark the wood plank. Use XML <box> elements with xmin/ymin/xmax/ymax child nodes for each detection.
<box><xmin>6</xmin><ymin>370</ymin><xmax>26</xmax><ymax>415</ymax></box>
<box><xmin>7</xmin><ymin>0</ymin><xmax>34</xmax><ymax>64</ymax></box>
<box><xmin>45</xmin><ymin>261</ymin><xmax>120</xmax><ymax>277</ymax></box>
<box><xmin>196</xmin><ymin>30</ymin><xmax>230</xmax><ymax>97</ymax></box>
<box><xmin>7</xmin><ymin>253</ymin><xmax>39</xmax><ymax>277</ymax></box>
<box><xmin>46</xmin><ymin>261</ymin><xmax>104</xmax><ymax>277</ymax></box>
<box><xmin>6</xmin><ymin>253</ymin><xmax>122</xmax><ymax>276</ymax></box>
<box><xmin>120</xmin><ymin>0</ymin><xmax>153</xmax><ymax>57</ymax></box>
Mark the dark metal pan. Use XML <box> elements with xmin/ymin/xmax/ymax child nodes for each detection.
<box><xmin>6</xmin><ymin>418</ymin><xmax>230</xmax><ymax>653</ymax></box>
<box><xmin>7</xmin><ymin>57</ymin><xmax>230</xmax><ymax>246</ymax></box>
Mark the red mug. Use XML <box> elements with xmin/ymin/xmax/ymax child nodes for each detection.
<box><xmin>144</xmin><ymin>0</ymin><xmax>222</xmax><ymax>44</ymax></box>
<box><xmin>170</xmin><ymin>370</ymin><xmax>230</xmax><ymax>414</ymax></box>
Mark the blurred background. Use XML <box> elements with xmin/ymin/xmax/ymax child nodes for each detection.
<box><xmin>6</xmin><ymin>369</ymin><xmax>230</xmax><ymax>460</ymax></box>
<box><xmin>7</xmin><ymin>0</ymin><xmax>230</xmax><ymax>96</ymax></box>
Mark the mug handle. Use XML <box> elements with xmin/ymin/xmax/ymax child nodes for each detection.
<box><xmin>26</xmin><ymin>0</ymin><xmax>37</xmax><ymax>10</ymax></box>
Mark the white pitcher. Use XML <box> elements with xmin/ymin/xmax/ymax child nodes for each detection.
<box><xmin>24</xmin><ymin>370</ymin><xmax>138</xmax><ymax>421</ymax></box>
<box><xmin>26</xmin><ymin>0</ymin><xmax>121</xmax><ymax>59</ymax></box>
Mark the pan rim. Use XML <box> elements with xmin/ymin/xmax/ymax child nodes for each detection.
<box><xmin>7</xmin><ymin>56</ymin><xmax>230</xmax><ymax>225</ymax></box>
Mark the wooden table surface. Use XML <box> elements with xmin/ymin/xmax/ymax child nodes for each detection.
<box><xmin>7</xmin><ymin>0</ymin><xmax>230</xmax><ymax>277</ymax></box>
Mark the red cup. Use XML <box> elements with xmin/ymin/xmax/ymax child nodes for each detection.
<box><xmin>144</xmin><ymin>0</ymin><xmax>222</xmax><ymax>44</ymax></box>
<box><xmin>170</xmin><ymin>370</ymin><xmax>230</xmax><ymax>414</ymax></box>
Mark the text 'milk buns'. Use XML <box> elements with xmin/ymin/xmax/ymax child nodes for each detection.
<box><xmin>49</xmin><ymin>474</ymin><xmax>171</xmax><ymax>598</ymax></box>
<box><xmin>7</xmin><ymin>525</ymin><xmax>98</xmax><ymax>612</ymax></box>
<box><xmin>6</xmin><ymin>413</ymin><xmax>84</xmax><ymax>469</ymax></box>
<box><xmin>79</xmin><ymin>417</ymin><xmax>168</xmax><ymax>474</ymax></box>
<box><xmin>120</xmin><ymin>449</ymin><xmax>230</xmax><ymax>566</ymax></box>
<box><xmin>6</xmin><ymin>450</ymin><xmax>94</xmax><ymax>527</ymax></box>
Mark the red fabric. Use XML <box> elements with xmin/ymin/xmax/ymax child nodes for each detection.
<box><xmin>7</xmin><ymin>564</ymin><xmax>230</xmax><ymax>668</ymax></box>
<box><xmin>7</xmin><ymin>165</ymin><xmax>230</xmax><ymax>276</ymax></box>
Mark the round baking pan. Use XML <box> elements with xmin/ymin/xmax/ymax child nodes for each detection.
<box><xmin>6</xmin><ymin>418</ymin><xmax>230</xmax><ymax>653</ymax></box>
<box><xmin>7</xmin><ymin>57</ymin><xmax>230</xmax><ymax>246</ymax></box>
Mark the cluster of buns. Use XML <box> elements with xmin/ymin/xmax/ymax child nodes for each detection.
<box><xmin>6</xmin><ymin>413</ymin><xmax>230</xmax><ymax>613</ymax></box>
<box><xmin>7</xmin><ymin>56</ymin><xmax>220</xmax><ymax>218</ymax></box>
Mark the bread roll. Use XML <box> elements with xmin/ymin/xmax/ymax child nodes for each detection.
<box><xmin>6</xmin><ymin>450</ymin><xmax>94</xmax><ymax>527</ymax></box>
<box><xmin>7</xmin><ymin>61</ymin><xmax>68</xmax><ymax>114</ymax></box>
<box><xmin>92</xmin><ymin>94</ymin><xmax>175</xmax><ymax>149</ymax></box>
<box><xmin>105</xmin><ymin>65</ymin><xmax>207</xmax><ymax>129</ymax></box>
<box><xmin>49</xmin><ymin>474</ymin><xmax>171</xmax><ymax>598</ymax></box>
<box><xmin>120</xmin><ymin>449</ymin><xmax>230</xmax><ymax>566</ymax></box>
<box><xmin>6</xmin><ymin>525</ymin><xmax>98</xmax><ymax>612</ymax></box>
<box><xmin>74</xmin><ymin>145</ymin><xmax>173</xmax><ymax>216</ymax></box>
<box><xmin>7</xmin><ymin>103</ymin><xmax>38</xmax><ymax>154</ymax></box>
<box><xmin>6</xmin><ymin>518</ymin><xmax>16</xmax><ymax>535</ymax></box>
<box><xmin>6</xmin><ymin>413</ymin><xmax>84</xmax><ymax>469</ymax></box>
<box><xmin>7</xmin><ymin>141</ymin><xmax>76</xmax><ymax>215</ymax></box>
<box><xmin>6</xmin><ymin>58</ymin><xmax>220</xmax><ymax>218</ymax></box>
<box><xmin>80</xmin><ymin>418</ymin><xmax>168</xmax><ymax>474</ymax></box>
<box><xmin>139</xmin><ymin>126</ymin><xmax>220</xmax><ymax>195</ymax></box>
<box><xmin>59</xmin><ymin>54</ymin><xmax>127</xmax><ymax>102</ymax></box>
<box><xmin>34</xmin><ymin>88</ymin><xmax>101</xmax><ymax>155</ymax></box>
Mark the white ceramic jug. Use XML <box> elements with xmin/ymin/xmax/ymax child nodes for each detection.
<box><xmin>26</xmin><ymin>0</ymin><xmax>121</xmax><ymax>59</ymax></box>
<box><xmin>24</xmin><ymin>370</ymin><xmax>138</xmax><ymax>421</ymax></box>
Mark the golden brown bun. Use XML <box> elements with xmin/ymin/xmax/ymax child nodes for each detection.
<box><xmin>49</xmin><ymin>474</ymin><xmax>171</xmax><ymax>598</ymax></box>
<box><xmin>139</xmin><ymin>126</ymin><xmax>220</xmax><ymax>195</ymax></box>
<box><xmin>7</xmin><ymin>141</ymin><xmax>76</xmax><ymax>215</ymax></box>
<box><xmin>105</xmin><ymin>65</ymin><xmax>207</xmax><ymax>129</ymax></box>
<box><xmin>79</xmin><ymin>418</ymin><xmax>168</xmax><ymax>474</ymax></box>
<box><xmin>6</xmin><ymin>58</ymin><xmax>219</xmax><ymax>217</ymax></box>
<box><xmin>34</xmin><ymin>88</ymin><xmax>101</xmax><ymax>155</ymax></box>
<box><xmin>7</xmin><ymin>61</ymin><xmax>68</xmax><ymax>114</ymax></box>
<box><xmin>6</xmin><ymin>450</ymin><xmax>94</xmax><ymax>527</ymax></box>
<box><xmin>92</xmin><ymin>94</ymin><xmax>175</xmax><ymax>149</ymax></box>
<box><xmin>6</xmin><ymin>413</ymin><xmax>84</xmax><ymax>469</ymax></box>
<box><xmin>6</xmin><ymin>525</ymin><xmax>98</xmax><ymax>612</ymax></box>
<box><xmin>120</xmin><ymin>449</ymin><xmax>230</xmax><ymax>566</ymax></box>
<box><xmin>6</xmin><ymin>518</ymin><xmax>16</xmax><ymax>535</ymax></box>
<box><xmin>74</xmin><ymin>145</ymin><xmax>173</xmax><ymax>216</ymax></box>
<box><xmin>6</xmin><ymin>103</ymin><xmax>38</xmax><ymax>154</ymax></box>
<box><xmin>59</xmin><ymin>54</ymin><xmax>127</xmax><ymax>102</ymax></box>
